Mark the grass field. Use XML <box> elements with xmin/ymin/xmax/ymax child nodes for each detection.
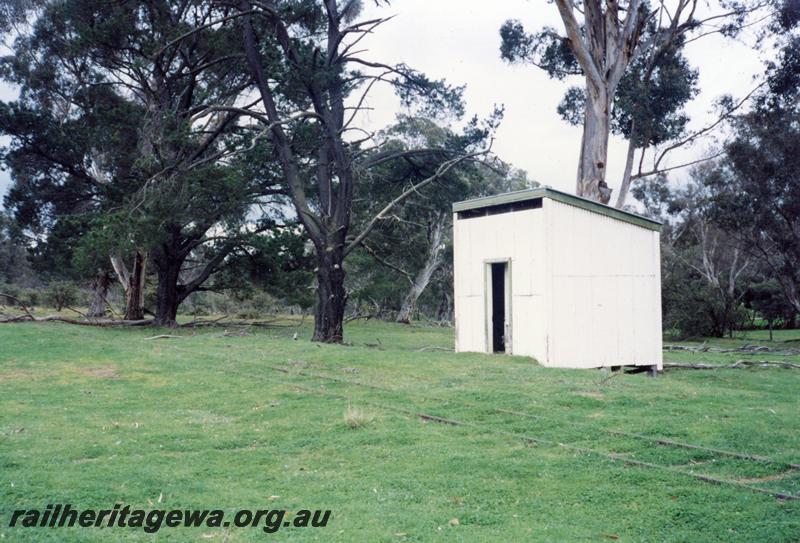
<box><xmin>1</xmin><ymin>320</ymin><xmax>799</xmax><ymax>541</ymax></box>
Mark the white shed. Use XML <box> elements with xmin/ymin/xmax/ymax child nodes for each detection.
<box><xmin>452</xmin><ymin>187</ymin><xmax>662</xmax><ymax>370</ymax></box>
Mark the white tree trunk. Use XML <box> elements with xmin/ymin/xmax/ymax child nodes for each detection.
<box><xmin>553</xmin><ymin>0</ymin><xmax>645</xmax><ymax>205</ymax></box>
<box><xmin>396</xmin><ymin>215</ymin><xmax>447</xmax><ymax>324</ymax></box>
<box><xmin>577</xmin><ymin>82</ymin><xmax>612</xmax><ymax>203</ymax></box>
<box><xmin>615</xmin><ymin>123</ymin><xmax>638</xmax><ymax>208</ymax></box>
<box><xmin>110</xmin><ymin>251</ymin><xmax>147</xmax><ymax>320</ymax></box>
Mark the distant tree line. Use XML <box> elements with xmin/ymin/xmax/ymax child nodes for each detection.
<box><xmin>634</xmin><ymin>23</ymin><xmax>800</xmax><ymax>338</ymax></box>
<box><xmin>1</xmin><ymin>0</ymin><xmax>798</xmax><ymax>341</ymax></box>
<box><xmin>0</xmin><ymin>0</ymin><xmax>534</xmax><ymax>339</ymax></box>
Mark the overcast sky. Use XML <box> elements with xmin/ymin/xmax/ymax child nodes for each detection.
<box><xmin>0</xmin><ymin>1</ymin><xmax>769</xmax><ymax>206</ymax></box>
<box><xmin>0</xmin><ymin>81</ymin><xmax>16</xmax><ymax>203</ymax></box>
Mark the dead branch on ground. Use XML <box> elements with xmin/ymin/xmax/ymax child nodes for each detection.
<box><xmin>664</xmin><ymin>343</ymin><xmax>800</xmax><ymax>356</ymax></box>
<box><xmin>664</xmin><ymin>360</ymin><xmax>800</xmax><ymax>370</ymax></box>
<box><xmin>0</xmin><ymin>292</ymin><xmax>153</xmax><ymax>326</ymax></box>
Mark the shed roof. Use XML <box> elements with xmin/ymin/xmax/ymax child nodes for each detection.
<box><xmin>452</xmin><ymin>187</ymin><xmax>662</xmax><ymax>232</ymax></box>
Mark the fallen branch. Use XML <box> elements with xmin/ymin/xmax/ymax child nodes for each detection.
<box><xmin>664</xmin><ymin>360</ymin><xmax>800</xmax><ymax>370</ymax></box>
<box><xmin>144</xmin><ymin>334</ymin><xmax>184</xmax><ymax>340</ymax></box>
<box><xmin>345</xmin><ymin>313</ymin><xmax>378</xmax><ymax>323</ymax></box>
<box><xmin>664</xmin><ymin>343</ymin><xmax>800</xmax><ymax>356</ymax></box>
<box><xmin>0</xmin><ymin>314</ymin><xmax>32</xmax><ymax>323</ymax></box>
<box><xmin>64</xmin><ymin>305</ymin><xmax>90</xmax><ymax>319</ymax></box>
<box><xmin>0</xmin><ymin>315</ymin><xmax>154</xmax><ymax>326</ymax></box>
<box><xmin>730</xmin><ymin>360</ymin><xmax>800</xmax><ymax>369</ymax></box>
<box><xmin>104</xmin><ymin>297</ymin><xmax>122</xmax><ymax>319</ymax></box>
<box><xmin>181</xmin><ymin>318</ymin><xmax>300</xmax><ymax>328</ymax></box>
<box><xmin>0</xmin><ymin>292</ymin><xmax>154</xmax><ymax>326</ymax></box>
<box><xmin>180</xmin><ymin>315</ymin><xmax>230</xmax><ymax>327</ymax></box>
<box><xmin>0</xmin><ymin>292</ymin><xmax>35</xmax><ymax>320</ymax></box>
<box><xmin>33</xmin><ymin>316</ymin><xmax>153</xmax><ymax>326</ymax></box>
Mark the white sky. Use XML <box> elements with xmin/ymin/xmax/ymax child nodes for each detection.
<box><xmin>0</xmin><ymin>82</ymin><xmax>16</xmax><ymax>204</ymax></box>
<box><xmin>0</xmin><ymin>1</ymin><xmax>770</xmax><ymax>205</ymax></box>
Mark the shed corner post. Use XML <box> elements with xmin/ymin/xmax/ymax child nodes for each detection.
<box><xmin>452</xmin><ymin>211</ymin><xmax>459</xmax><ymax>353</ymax></box>
<box><xmin>543</xmin><ymin>196</ymin><xmax>554</xmax><ymax>367</ymax></box>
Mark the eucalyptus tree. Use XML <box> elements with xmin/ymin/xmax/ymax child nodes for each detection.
<box><xmin>235</xmin><ymin>0</ymin><xmax>483</xmax><ymax>342</ymax></box>
<box><xmin>549</xmin><ymin>36</ymin><xmax>698</xmax><ymax>207</ymax></box>
<box><xmin>500</xmin><ymin>0</ymin><xmax>777</xmax><ymax>205</ymax></box>
<box><xmin>667</xmin><ymin>170</ymin><xmax>753</xmax><ymax>337</ymax></box>
<box><xmin>0</xmin><ymin>0</ymin><xmax>34</xmax><ymax>32</ymax></box>
<box><xmin>745</xmin><ymin>280</ymin><xmax>795</xmax><ymax>338</ymax></box>
<box><xmin>689</xmin><ymin>25</ymin><xmax>800</xmax><ymax>324</ymax></box>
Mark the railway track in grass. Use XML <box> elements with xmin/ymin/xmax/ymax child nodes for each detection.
<box><xmin>154</xmin><ymin>343</ymin><xmax>800</xmax><ymax>501</ymax></box>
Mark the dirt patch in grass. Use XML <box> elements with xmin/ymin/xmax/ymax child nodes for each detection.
<box><xmin>78</xmin><ymin>366</ymin><xmax>121</xmax><ymax>380</ymax></box>
<box><xmin>1</xmin><ymin>363</ymin><xmax>121</xmax><ymax>383</ymax></box>
<box><xmin>0</xmin><ymin>368</ymin><xmax>56</xmax><ymax>382</ymax></box>
<box><xmin>176</xmin><ymin>409</ymin><xmax>234</xmax><ymax>425</ymax></box>
<box><xmin>575</xmin><ymin>391</ymin><xmax>606</xmax><ymax>400</ymax></box>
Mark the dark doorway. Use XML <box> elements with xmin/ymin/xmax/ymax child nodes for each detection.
<box><xmin>490</xmin><ymin>262</ymin><xmax>507</xmax><ymax>353</ymax></box>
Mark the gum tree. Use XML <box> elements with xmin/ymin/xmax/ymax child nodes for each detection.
<box><xmin>236</xmin><ymin>0</ymin><xmax>484</xmax><ymax>342</ymax></box>
<box><xmin>500</xmin><ymin>0</ymin><xmax>774</xmax><ymax>205</ymax></box>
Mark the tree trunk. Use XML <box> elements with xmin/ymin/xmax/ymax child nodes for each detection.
<box><xmin>87</xmin><ymin>269</ymin><xmax>112</xmax><ymax>318</ymax></box>
<box><xmin>125</xmin><ymin>252</ymin><xmax>147</xmax><ymax>320</ymax></box>
<box><xmin>615</xmin><ymin>122</ymin><xmax>638</xmax><ymax>209</ymax></box>
<box><xmin>577</xmin><ymin>82</ymin><xmax>612</xmax><ymax>203</ymax></box>
<box><xmin>313</xmin><ymin>251</ymin><xmax>347</xmax><ymax>343</ymax></box>
<box><xmin>396</xmin><ymin>216</ymin><xmax>447</xmax><ymax>324</ymax></box>
<box><xmin>435</xmin><ymin>290</ymin><xmax>453</xmax><ymax>323</ymax></box>
<box><xmin>396</xmin><ymin>284</ymin><xmax>423</xmax><ymax>325</ymax></box>
<box><xmin>153</xmin><ymin>254</ymin><xmax>182</xmax><ymax>328</ymax></box>
<box><xmin>111</xmin><ymin>251</ymin><xmax>147</xmax><ymax>320</ymax></box>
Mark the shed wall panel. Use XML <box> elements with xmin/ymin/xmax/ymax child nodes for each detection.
<box><xmin>453</xmin><ymin>208</ymin><xmax>547</xmax><ymax>361</ymax></box>
<box><xmin>545</xmin><ymin>199</ymin><xmax>662</xmax><ymax>368</ymax></box>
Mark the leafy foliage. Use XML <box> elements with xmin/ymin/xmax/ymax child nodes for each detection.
<box><xmin>0</xmin><ymin>210</ymin><xmax>34</xmax><ymax>286</ymax></box>
<box><xmin>705</xmin><ymin>97</ymin><xmax>800</xmax><ymax>315</ymax></box>
<box><xmin>502</xmin><ymin>18</ymin><xmax>699</xmax><ymax>150</ymax></box>
<box><xmin>43</xmin><ymin>281</ymin><xmax>79</xmax><ymax>311</ymax></box>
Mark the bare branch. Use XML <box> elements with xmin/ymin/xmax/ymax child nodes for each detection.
<box><xmin>345</xmin><ymin>147</ymin><xmax>490</xmax><ymax>255</ymax></box>
<box><xmin>359</xmin><ymin>242</ymin><xmax>414</xmax><ymax>283</ymax></box>
<box><xmin>632</xmin><ymin>150</ymin><xmax>724</xmax><ymax>181</ymax></box>
<box><xmin>646</xmin><ymin>80</ymin><xmax>767</xmax><ymax>174</ymax></box>
<box><xmin>554</xmin><ymin>0</ymin><xmax>604</xmax><ymax>88</ymax></box>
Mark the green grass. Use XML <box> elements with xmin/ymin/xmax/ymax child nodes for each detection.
<box><xmin>733</xmin><ymin>328</ymin><xmax>800</xmax><ymax>342</ymax></box>
<box><xmin>1</xmin><ymin>320</ymin><xmax>799</xmax><ymax>542</ymax></box>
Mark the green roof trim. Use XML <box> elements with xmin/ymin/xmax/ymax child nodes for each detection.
<box><xmin>452</xmin><ymin>187</ymin><xmax>662</xmax><ymax>232</ymax></box>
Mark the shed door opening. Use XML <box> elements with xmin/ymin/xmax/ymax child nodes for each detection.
<box><xmin>490</xmin><ymin>262</ymin><xmax>508</xmax><ymax>353</ymax></box>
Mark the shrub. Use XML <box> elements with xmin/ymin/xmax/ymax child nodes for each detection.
<box><xmin>44</xmin><ymin>282</ymin><xmax>80</xmax><ymax>311</ymax></box>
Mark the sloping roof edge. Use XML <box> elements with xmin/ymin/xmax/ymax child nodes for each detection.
<box><xmin>452</xmin><ymin>187</ymin><xmax>662</xmax><ymax>232</ymax></box>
